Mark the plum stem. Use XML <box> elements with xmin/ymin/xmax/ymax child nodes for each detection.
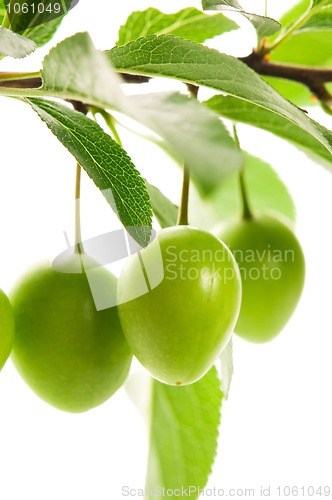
<box><xmin>177</xmin><ymin>163</ymin><xmax>190</xmax><ymax>226</ymax></box>
<box><xmin>233</xmin><ymin>125</ymin><xmax>253</xmax><ymax>221</ymax></box>
<box><xmin>176</xmin><ymin>84</ymin><xmax>199</xmax><ymax>226</ymax></box>
<box><xmin>239</xmin><ymin>169</ymin><xmax>253</xmax><ymax>220</ymax></box>
<box><xmin>74</xmin><ymin>163</ymin><xmax>84</xmax><ymax>255</ymax></box>
<box><xmin>69</xmin><ymin>101</ymin><xmax>89</xmax><ymax>255</ymax></box>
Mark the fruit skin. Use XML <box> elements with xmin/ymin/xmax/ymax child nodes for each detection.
<box><xmin>118</xmin><ymin>225</ymin><xmax>241</xmax><ymax>386</ymax></box>
<box><xmin>10</xmin><ymin>253</ymin><xmax>132</xmax><ymax>413</ymax></box>
<box><xmin>217</xmin><ymin>213</ymin><xmax>305</xmax><ymax>343</ymax></box>
<box><xmin>0</xmin><ymin>289</ymin><xmax>15</xmax><ymax>371</ymax></box>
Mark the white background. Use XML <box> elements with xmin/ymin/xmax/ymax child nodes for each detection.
<box><xmin>0</xmin><ymin>1</ymin><xmax>332</xmax><ymax>499</ymax></box>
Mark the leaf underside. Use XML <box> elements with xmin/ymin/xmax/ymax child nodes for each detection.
<box><xmin>146</xmin><ymin>367</ymin><xmax>223</xmax><ymax>498</ymax></box>
<box><xmin>27</xmin><ymin>98</ymin><xmax>152</xmax><ymax>247</ymax></box>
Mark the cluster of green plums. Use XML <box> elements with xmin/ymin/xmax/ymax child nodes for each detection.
<box><xmin>0</xmin><ymin>212</ymin><xmax>305</xmax><ymax>413</ymax></box>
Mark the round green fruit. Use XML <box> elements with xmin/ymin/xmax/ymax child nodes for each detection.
<box><xmin>118</xmin><ymin>225</ymin><xmax>242</xmax><ymax>386</ymax></box>
<box><xmin>0</xmin><ymin>289</ymin><xmax>15</xmax><ymax>371</ymax></box>
<box><xmin>11</xmin><ymin>253</ymin><xmax>132</xmax><ymax>412</ymax></box>
<box><xmin>217</xmin><ymin>213</ymin><xmax>305</xmax><ymax>343</ymax></box>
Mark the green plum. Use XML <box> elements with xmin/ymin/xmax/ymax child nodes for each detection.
<box><xmin>217</xmin><ymin>213</ymin><xmax>305</xmax><ymax>343</ymax></box>
<box><xmin>11</xmin><ymin>253</ymin><xmax>132</xmax><ymax>412</ymax></box>
<box><xmin>0</xmin><ymin>289</ymin><xmax>15</xmax><ymax>371</ymax></box>
<box><xmin>118</xmin><ymin>225</ymin><xmax>242</xmax><ymax>386</ymax></box>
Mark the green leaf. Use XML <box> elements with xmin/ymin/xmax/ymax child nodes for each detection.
<box><xmin>298</xmin><ymin>7</ymin><xmax>332</xmax><ymax>31</ymax></box>
<box><xmin>202</xmin><ymin>0</ymin><xmax>281</xmax><ymax>39</ymax></box>
<box><xmin>19</xmin><ymin>15</ymin><xmax>66</xmax><ymax>47</ymax></box>
<box><xmin>248</xmin><ymin>15</ymin><xmax>281</xmax><ymax>39</ymax></box>
<box><xmin>26</xmin><ymin>98</ymin><xmax>152</xmax><ymax>247</ymax></box>
<box><xmin>271</xmin><ymin>30</ymin><xmax>332</xmax><ymax>66</ymax></box>
<box><xmin>107</xmin><ymin>35</ymin><xmax>332</xmax><ymax>160</ymax></box>
<box><xmin>265</xmin><ymin>0</ymin><xmax>309</xmax><ymax>43</ymax></box>
<box><xmin>312</xmin><ymin>0</ymin><xmax>332</xmax><ymax>6</ymax></box>
<box><xmin>274</xmin><ymin>0</ymin><xmax>331</xmax><ymax>29</ymax></box>
<box><xmin>277</xmin><ymin>0</ymin><xmax>310</xmax><ymax>28</ymax></box>
<box><xmin>261</xmin><ymin>78</ymin><xmax>312</xmax><ymax>108</ymax></box>
<box><xmin>220</xmin><ymin>338</ymin><xmax>233</xmax><ymax>400</ymax></box>
<box><xmin>146</xmin><ymin>182</ymin><xmax>178</xmax><ymax>229</ymax></box>
<box><xmin>190</xmin><ymin>152</ymin><xmax>296</xmax><ymax>230</ymax></box>
<box><xmin>211</xmin><ymin>153</ymin><xmax>296</xmax><ymax>221</ymax></box>
<box><xmin>265</xmin><ymin>18</ymin><xmax>332</xmax><ymax>105</ymax></box>
<box><xmin>40</xmin><ymin>33</ymin><xmax>244</xmax><ymax>194</ymax></box>
<box><xmin>0</xmin><ymin>0</ymin><xmax>6</xmax><ymax>23</ymax></box>
<box><xmin>2</xmin><ymin>0</ymin><xmax>75</xmax><ymax>46</ymax></box>
<box><xmin>0</xmin><ymin>26</ymin><xmax>36</xmax><ymax>58</ymax></box>
<box><xmin>4</xmin><ymin>0</ymin><xmax>69</xmax><ymax>32</ymax></box>
<box><xmin>270</xmin><ymin>0</ymin><xmax>332</xmax><ymax>35</ymax></box>
<box><xmin>205</xmin><ymin>95</ymin><xmax>332</xmax><ymax>171</ymax></box>
<box><xmin>127</xmin><ymin>92</ymin><xmax>244</xmax><ymax>194</ymax></box>
<box><xmin>267</xmin><ymin>0</ymin><xmax>332</xmax><ymax>68</ymax></box>
<box><xmin>203</xmin><ymin>0</ymin><xmax>241</xmax><ymax>6</ymax></box>
<box><xmin>41</xmin><ymin>32</ymin><xmax>127</xmax><ymax>109</ymax></box>
<box><xmin>146</xmin><ymin>367</ymin><xmax>223</xmax><ymax>497</ymax></box>
<box><xmin>117</xmin><ymin>7</ymin><xmax>238</xmax><ymax>46</ymax></box>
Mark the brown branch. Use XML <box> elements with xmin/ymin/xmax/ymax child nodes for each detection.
<box><xmin>67</xmin><ymin>100</ymin><xmax>89</xmax><ymax>114</ymax></box>
<box><xmin>239</xmin><ymin>52</ymin><xmax>332</xmax><ymax>103</ymax></box>
<box><xmin>0</xmin><ymin>54</ymin><xmax>331</xmax><ymax>108</ymax></box>
<box><xmin>0</xmin><ymin>73</ymin><xmax>149</xmax><ymax>89</ymax></box>
<box><xmin>186</xmin><ymin>83</ymin><xmax>199</xmax><ymax>98</ymax></box>
<box><xmin>0</xmin><ymin>76</ymin><xmax>42</xmax><ymax>88</ymax></box>
<box><xmin>121</xmin><ymin>73</ymin><xmax>150</xmax><ymax>84</ymax></box>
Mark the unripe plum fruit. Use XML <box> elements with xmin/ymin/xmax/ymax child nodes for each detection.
<box><xmin>118</xmin><ymin>225</ymin><xmax>242</xmax><ymax>386</ymax></box>
<box><xmin>217</xmin><ymin>213</ymin><xmax>305</xmax><ymax>343</ymax></box>
<box><xmin>0</xmin><ymin>289</ymin><xmax>15</xmax><ymax>371</ymax></box>
<box><xmin>10</xmin><ymin>254</ymin><xmax>132</xmax><ymax>412</ymax></box>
